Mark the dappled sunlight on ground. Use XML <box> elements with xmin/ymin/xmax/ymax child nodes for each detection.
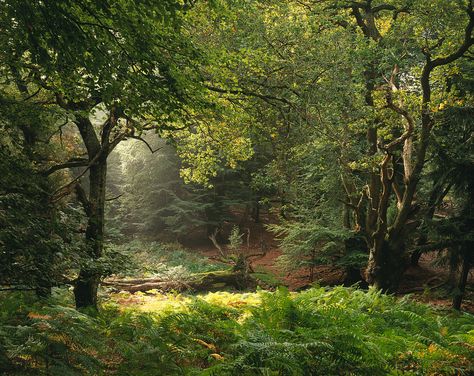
<box><xmin>109</xmin><ymin>290</ymin><xmax>262</xmax><ymax>314</ymax></box>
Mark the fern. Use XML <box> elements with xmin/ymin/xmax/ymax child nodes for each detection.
<box><xmin>1</xmin><ymin>287</ymin><xmax>473</xmax><ymax>375</ymax></box>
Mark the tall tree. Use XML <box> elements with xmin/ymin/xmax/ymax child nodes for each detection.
<box><xmin>1</xmin><ymin>0</ymin><xmax>204</xmax><ymax>308</ymax></box>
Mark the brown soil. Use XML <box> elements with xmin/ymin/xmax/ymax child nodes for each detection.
<box><xmin>398</xmin><ymin>253</ymin><xmax>474</xmax><ymax>313</ymax></box>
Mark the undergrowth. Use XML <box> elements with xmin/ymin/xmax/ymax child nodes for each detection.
<box><xmin>1</xmin><ymin>286</ymin><xmax>473</xmax><ymax>375</ymax></box>
<box><xmin>111</xmin><ymin>240</ymin><xmax>223</xmax><ymax>278</ymax></box>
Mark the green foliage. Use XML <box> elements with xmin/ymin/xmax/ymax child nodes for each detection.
<box><xmin>0</xmin><ymin>130</ymin><xmax>83</xmax><ymax>292</ymax></box>
<box><xmin>184</xmin><ymin>0</ymin><xmax>474</xmax><ymax>292</ymax></box>
<box><xmin>0</xmin><ymin>3</ymin><xmax>473</xmax><ymax>371</ymax></box>
<box><xmin>0</xmin><ymin>293</ymin><xmax>107</xmax><ymax>375</ymax></box>
<box><xmin>1</xmin><ymin>0</ymin><xmax>216</xmax><ymax>309</ymax></box>
<box><xmin>250</xmin><ymin>267</ymin><xmax>284</xmax><ymax>288</ymax></box>
<box><xmin>110</xmin><ymin>240</ymin><xmax>223</xmax><ymax>278</ymax></box>
<box><xmin>1</xmin><ymin>0</ymin><xmax>201</xmax><ymax>119</ymax></box>
<box><xmin>1</xmin><ymin>287</ymin><xmax>473</xmax><ymax>375</ymax></box>
<box><xmin>269</xmin><ymin>219</ymin><xmax>352</xmax><ymax>280</ymax></box>
<box><xmin>228</xmin><ymin>226</ymin><xmax>244</xmax><ymax>252</ymax></box>
<box><xmin>206</xmin><ymin>287</ymin><xmax>474</xmax><ymax>375</ymax></box>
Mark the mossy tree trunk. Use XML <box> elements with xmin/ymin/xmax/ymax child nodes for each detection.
<box><xmin>366</xmin><ymin>239</ymin><xmax>408</xmax><ymax>292</ymax></box>
<box><xmin>73</xmin><ymin>155</ymin><xmax>108</xmax><ymax>309</ymax></box>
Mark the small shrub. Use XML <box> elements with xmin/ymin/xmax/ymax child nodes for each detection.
<box><xmin>228</xmin><ymin>226</ymin><xmax>244</xmax><ymax>252</ymax></box>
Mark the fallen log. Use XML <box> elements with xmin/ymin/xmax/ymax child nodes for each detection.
<box><xmin>104</xmin><ymin>270</ymin><xmax>256</xmax><ymax>294</ymax></box>
<box><xmin>122</xmin><ymin>281</ymin><xmax>185</xmax><ymax>293</ymax></box>
<box><xmin>102</xmin><ymin>277</ymin><xmax>165</xmax><ymax>286</ymax></box>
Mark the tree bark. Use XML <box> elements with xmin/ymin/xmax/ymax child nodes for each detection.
<box><xmin>72</xmin><ymin>115</ymin><xmax>109</xmax><ymax>309</ymax></box>
<box><xmin>74</xmin><ymin>155</ymin><xmax>107</xmax><ymax>309</ymax></box>
<box><xmin>349</xmin><ymin>1</ymin><xmax>473</xmax><ymax>292</ymax></box>
<box><xmin>452</xmin><ymin>247</ymin><xmax>471</xmax><ymax>310</ymax></box>
<box><xmin>366</xmin><ymin>239</ymin><xmax>408</xmax><ymax>292</ymax></box>
<box><xmin>106</xmin><ymin>270</ymin><xmax>256</xmax><ymax>294</ymax></box>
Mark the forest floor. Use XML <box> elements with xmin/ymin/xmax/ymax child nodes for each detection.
<box><xmin>192</xmin><ymin>216</ymin><xmax>474</xmax><ymax>313</ymax></box>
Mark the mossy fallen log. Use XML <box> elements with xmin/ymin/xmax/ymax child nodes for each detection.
<box><xmin>104</xmin><ymin>270</ymin><xmax>256</xmax><ymax>294</ymax></box>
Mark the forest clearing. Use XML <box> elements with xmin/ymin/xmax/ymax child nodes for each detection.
<box><xmin>1</xmin><ymin>0</ymin><xmax>474</xmax><ymax>375</ymax></box>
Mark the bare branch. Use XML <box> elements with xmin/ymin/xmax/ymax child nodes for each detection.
<box><xmin>128</xmin><ymin>135</ymin><xmax>163</xmax><ymax>154</ymax></box>
<box><xmin>105</xmin><ymin>193</ymin><xmax>123</xmax><ymax>202</ymax></box>
<box><xmin>428</xmin><ymin>9</ymin><xmax>474</xmax><ymax>69</ymax></box>
<box><xmin>391</xmin><ymin>8</ymin><xmax>474</xmax><ymax>238</ymax></box>
<box><xmin>22</xmin><ymin>87</ymin><xmax>42</xmax><ymax>101</ymax></box>
<box><xmin>109</xmin><ymin>133</ymin><xmax>127</xmax><ymax>152</ymax></box>
<box><xmin>383</xmin><ymin>67</ymin><xmax>415</xmax><ymax>151</ymax></box>
<box><xmin>209</xmin><ymin>228</ymin><xmax>225</xmax><ymax>258</ymax></box>
<box><xmin>50</xmin><ymin>151</ymin><xmax>102</xmax><ymax>203</ymax></box>
<box><xmin>43</xmin><ymin>158</ymin><xmax>89</xmax><ymax>176</ymax></box>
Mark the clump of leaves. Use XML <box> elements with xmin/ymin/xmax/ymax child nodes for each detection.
<box><xmin>206</xmin><ymin>287</ymin><xmax>474</xmax><ymax>375</ymax></box>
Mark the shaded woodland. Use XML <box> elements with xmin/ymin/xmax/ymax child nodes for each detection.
<box><xmin>1</xmin><ymin>1</ymin><xmax>474</xmax><ymax>374</ymax></box>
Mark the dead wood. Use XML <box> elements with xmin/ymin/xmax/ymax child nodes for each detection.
<box><xmin>104</xmin><ymin>270</ymin><xmax>256</xmax><ymax>294</ymax></box>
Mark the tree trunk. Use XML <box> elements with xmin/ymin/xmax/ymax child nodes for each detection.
<box><xmin>366</xmin><ymin>239</ymin><xmax>408</xmax><ymax>292</ymax></box>
<box><xmin>74</xmin><ymin>269</ymin><xmax>100</xmax><ymax>308</ymax></box>
<box><xmin>251</xmin><ymin>199</ymin><xmax>260</xmax><ymax>223</ymax></box>
<box><xmin>74</xmin><ymin>156</ymin><xmax>107</xmax><ymax>309</ymax></box>
<box><xmin>106</xmin><ymin>270</ymin><xmax>256</xmax><ymax>294</ymax></box>
<box><xmin>452</xmin><ymin>246</ymin><xmax>471</xmax><ymax>310</ymax></box>
<box><xmin>412</xmin><ymin>178</ymin><xmax>452</xmax><ymax>267</ymax></box>
<box><xmin>410</xmin><ymin>249</ymin><xmax>423</xmax><ymax>267</ymax></box>
<box><xmin>343</xmin><ymin>234</ymin><xmax>368</xmax><ymax>287</ymax></box>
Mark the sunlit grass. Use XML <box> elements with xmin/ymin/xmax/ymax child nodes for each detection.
<box><xmin>109</xmin><ymin>290</ymin><xmax>261</xmax><ymax>315</ymax></box>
